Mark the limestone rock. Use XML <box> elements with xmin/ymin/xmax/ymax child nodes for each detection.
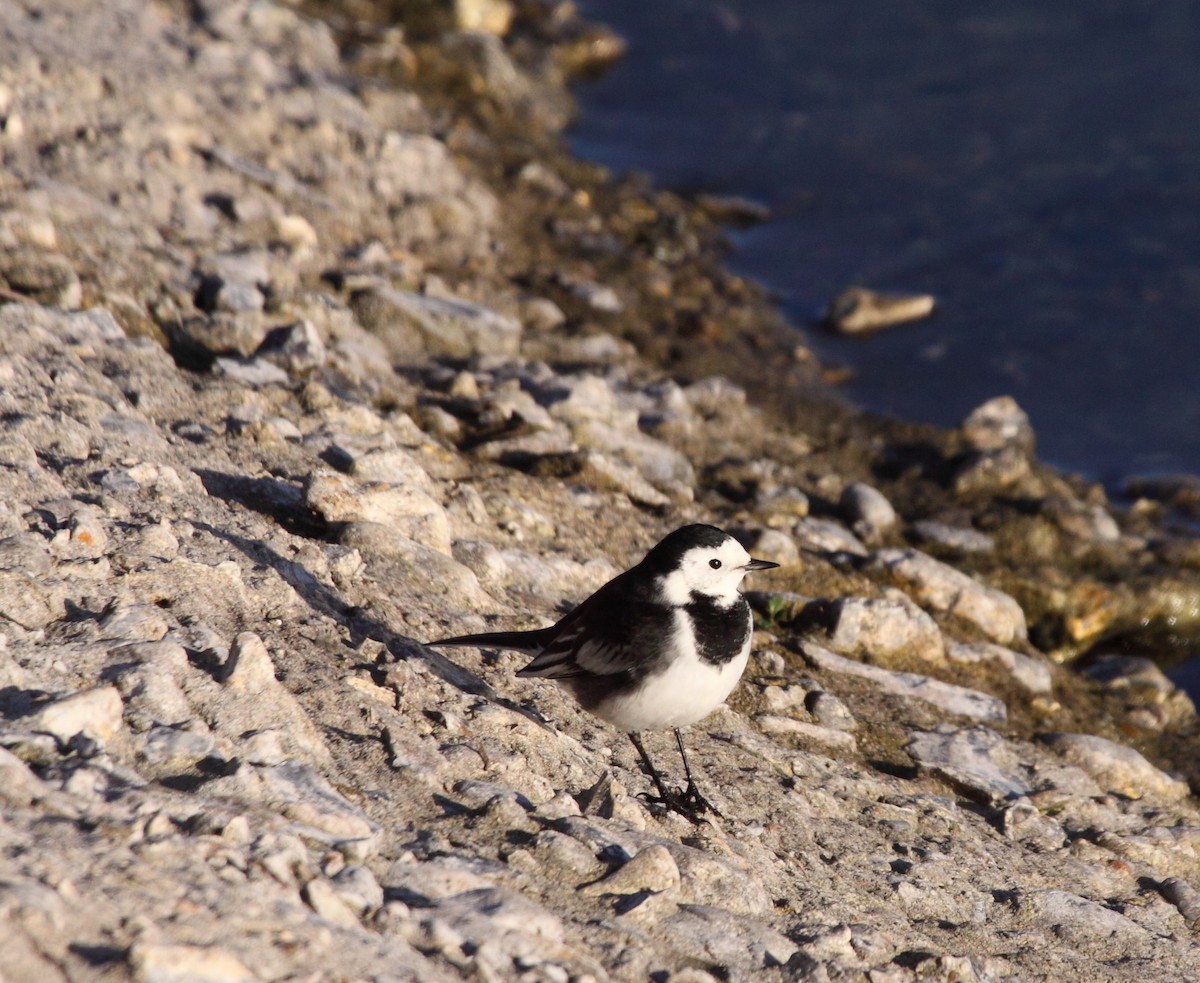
<box><xmin>865</xmin><ymin>547</ymin><xmax>1027</xmax><ymax>644</ymax></box>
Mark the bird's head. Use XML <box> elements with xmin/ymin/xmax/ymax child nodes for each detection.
<box><xmin>644</xmin><ymin>524</ymin><xmax>779</xmax><ymax>606</ymax></box>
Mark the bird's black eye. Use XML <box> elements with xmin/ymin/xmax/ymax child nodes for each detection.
<box><xmin>709</xmin><ymin>558</ymin><xmax>722</xmax><ymax>569</ymax></box>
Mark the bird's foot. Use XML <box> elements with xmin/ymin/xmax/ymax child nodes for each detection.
<box><xmin>639</xmin><ymin>782</ymin><xmax>721</xmax><ymax>823</ymax></box>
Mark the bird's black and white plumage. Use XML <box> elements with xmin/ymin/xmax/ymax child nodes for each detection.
<box><xmin>428</xmin><ymin>524</ymin><xmax>778</xmax><ymax>819</ymax></box>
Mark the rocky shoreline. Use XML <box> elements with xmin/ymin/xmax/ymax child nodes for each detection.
<box><xmin>2</xmin><ymin>1</ymin><xmax>1200</xmax><ymax>980</ymax></box>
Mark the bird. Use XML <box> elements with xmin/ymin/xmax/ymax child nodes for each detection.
<box><xmin>428</xmin><ymin>523</ymin><xmax>779</xmax><ymax>820</ymax></box>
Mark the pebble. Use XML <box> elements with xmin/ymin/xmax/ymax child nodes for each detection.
<box><xmin>303</xmin><ymin>877</ymin><xmax>362</xmax><ymax>929</ymax></box>
<box><xmin>212</xmin><ymin>357</ymin><xmax>290</xmax><ymax>386</ymax></box>
<box><xmin>141</xmin><ymin>725</ymin><xmax>216</xmax><ymax>765</ymax></box>
<box><xmin>565</xmin><ymin>448</ymin><xmax>673</xmax><ymax>508</ymax></box>
<box><xmin>961</xmin><ymin>395</ymin><xmax>1035</xmax><ymax>454</ymax></box>
<box><xmin>756</xmin><ymin>715</ymin><xmax>857</xmax><ymax>753</ymax></box>
<box><xmin>0</xmin><ymin>745</ymin><xmax>50</xmax><ymax>806</ymax></box>
<box><xmin>330</xmin><ymin>864</ymin><xmax>385</xmax><ymax>915</ymax></box>
<box><xmin>305</xmin><ymin>470</ymin><xmax>451</xmax><ymax>554</ymax></box>
<box><xmin>351</xmin><ymin>285</ymin><xmax>521</xmax><ymax>358</ymax></box>
<box><xmin>581</xmin><ymin>844</ymin><xmax>680</xmax><ymax>897</ymax></box>
<box><xmin>947</xmin><ymin>641</ymin><xmax>1053</xmax><ymax>694</ymax></box>
<box><xmin>0</xmin><ymin>570</ymin><xmax>67</xmax><ymax>629</ymax></box>
<box><xmin>908</xmin><ymin>519</ymin><xmax>995</xmax><ymax>554</ymax></box>
<box><xmin>865</xmin><ymin>547</ymin><xmax>1027</xmax><ymax>644</ymax></box>
<box><xmin>792</xmin><ymin>518</ymin><xmax>868</xmax><ymax>557</ymax></box>
<box><xmin>802</xmin><ymin>642</ymin><xmax>1007</xmax><ymax>723</ymax></box>
<box><xmin>258</xmin><ymin>319</ymin><xmax>326</xmax><ymax>373</ymax></box>
<box><xmin>952</xmin><ymin>444</ymin><xmax>1031</xmax><ymax>493</ymax></box>
<box><xmin>1159</xmin><ymin>877</ymin><xmax>1200</xmax><ymax>927</ymax></box>
<box><xmin>661</xmin><ymin>904</ymin><xmax>798</xmax><ymax>972</ymax></box>
<box><xmin>1038</xmin><ymin>733</ymin><xmax>1190</xmax><ymax>801</ymax></box>
<box><xmin>824</xmin><ymin>285</ymin><xmax>935</xmax><ymax>333</ymax></box>
<box><xmin>257</xmin><ymin>762</ymin><xmax>381</xmax><ymax>849</ymax></box>
<box><xmin>905</xmin><ymin>725</ymin><xmax>1030</xmax><ymax>802</ymax></box>
<box><xmin>1009</xmin><ymin>889</ymin><xmax>1149</xmax><ymax>956</ymax></box>
<box><xmin>825</xmin><ymin>595</ymin><xmax>945</xmax><ymax>663</ymax></box>
<box><xmin>806</xmin><ymin>691</ymin><xmax>857</xmax><ymax>731</ymax></box>
<box><xmin>221</xmin><ymin>632</ymin><xmax>279</xmax><ymax>693</ymax></box>
<box><xmin>128</xmin><ymin>942</ymin><xmax>258</xmax><ymax>983</ymax></box>
<box><xmin>557</xmin><ymin>275</ymin><xmax>623</xmax><ymax>313</ymax></box>
<box><xmin>839</xmin><ymin>482</ymin><xmax>896</xmax><ymax>538</ymax></box>
<box><xmin>27</xmin><ymin>685</ymin><xmax>124</xmax><ymax>747</ymax></box>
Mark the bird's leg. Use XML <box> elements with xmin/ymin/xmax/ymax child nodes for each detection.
<box><xmin>673</xmin><ymin>727</ymin><xmax>720</xmax><ymax>817</ymax></box>
<box><xmin>628</xmin><ymin>731</ymin><xmax>674</xmax><ymax>803</ymax></box>
<box><xmin>627</xmin><ymin>731</ymin><xmax>717</xmax><ymax>822</ymax></box>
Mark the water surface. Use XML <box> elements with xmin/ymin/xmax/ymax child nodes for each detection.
<box><xmin>573</xmin><ymin>0</ymin><xmax>1200</xmax><ymax>485</ymax></box>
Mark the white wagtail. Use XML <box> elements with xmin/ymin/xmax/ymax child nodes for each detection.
<box><xmin>429</xmin><ymin>523</ymin><xmax>778</xmax><ymax>820</ymax></box>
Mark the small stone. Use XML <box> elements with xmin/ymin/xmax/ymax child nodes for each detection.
<box><xmin>330</xmin><ymin>864</ymin><xmax>385</xmax><ymax>915</ymax></box>
<box><xmin>520</xmin><ymin>296</ymin><xmax>567</xmax><ymax>331</ymax></box>
<box><xmin>242</xmin><ymin>730</ymin><xmax>286</xmax><ymax>766</ymax></box>
<box><xmin>558</xmin><ymin>276</ymin><xmax>622</xmax><ymax>313</ymax></box>
<box><xmin>840</xmin><ymin>482</ymin><xmax>896</xmax><ymax>538</ymax></box>
<box><xmin>909</xmin><ymin>520</ymin><xmax>995</xmax><ymax>554</ymax></box>
<box><xmin>684</xmin><ymin>377</ymin><xmax>746</xmax><ymax>416</ymax></box>
<box><xmin>258</xmin><ymin>762</ymin><xmax>380</xmax><ymax>848</ymax></box>
<box><xmin>141</xmin><ymin>725</ymin><xmax>215</xmax><ymax>765</ymax></box>
<box><xmin>1038</xmin><ymin>733</ymin><xmax>1189</xmax><ymax>801</ymax></box>
<box><xmin>28</xmin><ymin>685</ymin><xmax>123</xmax><ymax>746</ymax></box>
<box><xmin>947</xmin><ymin>641</ymin><xmax>1053</xmax><ymax>694</ymax></box>
<box><xmin>1160</xmin><ymin>877</ymin><xmax>1200</xmax><ymax>927</ymax></box>
<box><xmin>222</xmin><ymin>632</ymin><xmax>279</xmax><ymax>692</ymax></box>
<box><xmin>128</xmin><ymin>942</ymin><xmax>258</xmax><ymax>983</ymax></box>
<box><xmin>0</xmin><ymin>745</ymin><xmax>50</xmax><ymax>806</ymax></box>
<box><xmin>952</xmin><ymin>445</ymin><xmax>1031</xmax><ymax>494</ymax></box>
<box><xmin>258</xmin><ymin>319</ymin><xmax>326</xmax><ymax>373</ymax></box>
<box><xmin>351</xmin><ymin>286</ymin><xmax>521</xmax><ymax>358</ymax></box>
<box><xmin>577</xmin><ymin>773</ymin><xmax>647</xmax><ymax>828</ymax></box>
<box><xmin>1001</xmin><ymin>798</ymin><xmax>1066</xmax><ymax>850</ymax></box>
<box><xmin>824</xmin><ymin>285</ymin><xmax>934</xmax><ymax>333</ymax></box>
<box><xmin>961</xmin><ymin>395</ymin><xmax>1035</xmax><ymax>454</ymax></box>
<box><xmin>792</xmin><ymin>518</ymin><xmax>868</xmax><ymax>557</ymax></box>
<box><xmin>272</xmin><ymin>214</ymin><xmax>319</xmax><ymax>256</ymax></box>
<box><xmin>1009</xmin><ymin>890</ymin><xmax>1149</xmax><ymax>956</ymax></box>
<box><xmin>137</xmin><ymin>521</ymin><xmax>179</xmax><ymax>561</ymax></box>
<box><xmin>755</xmin><ymin>716</ymin><xmax>857</xmax><ymax>753</ymax></box>
<box><xmin>454</xmin><ymin>0</ymin><xmax>514</xmax><ymax>35</ymax></box>
<box><xmin>346</xmin><ymin>447</ymin><xmax>436</xmax><ymax>495</ymax></box>
<box><xmin>806</xmin><ymin>691</ymin><xmax>856</xmax><ymax>731</ymax></box>
<box><xmin>305</xmin><ymin>471</ymin><xmax>451</xmax><ymax>554</ymax></box>
<box><xmin>826</xmin><ymin>596</ymin><xmax>945</xmax><ymax>663</ymax></box>
<box><xmin>581</xmin><ymin>845</ymin><xmax>680</xmax><ymax>897</ymax></box>
<box><xmin>566</xmin><ymin>449</ymin><xmax>671</xmax><ymax>508</ymax></box>
<box><xmin>0</xmin><ymin>571</ymin><xmax>66</xmax><ymax>629</ymax></box>
<box><xmin>212</xmin><ymin>356</ymin><xmax>290</xmax><ymax>386</ymax></box>
<box><xmin>661</xmin><ymin>904</ymin><xmax>797</xmax><ymax>972</ymax></box>
<box><xmin>303</xmin><ymin>878</ymin><xmax>362</xmax><ymax>928</ymax></box>
<box><xmin>865</xmin><ymin>548</ymin><xmax>1027</xmax><ymax>644</ymax></box>
<box><xmin>802</xmin><ymin>642</ymin><xmax>1006</xmax><ymax>723</ymax></box>
<box><xmin>905</xmin><ymin>725</ymin><xmax>1030</xmax><ymax>802</ymax></box>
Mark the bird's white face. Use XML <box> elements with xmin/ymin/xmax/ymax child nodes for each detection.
<box><xmin>657</xmin><ymin>536</ymin><xmax>757</xmax><ymax>606</ymax></box>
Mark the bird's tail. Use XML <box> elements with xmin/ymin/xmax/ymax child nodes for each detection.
<box><xmin>427</xmin><ymin>626</ymin><xmax>556</xmax><ymax>654</ymax></box>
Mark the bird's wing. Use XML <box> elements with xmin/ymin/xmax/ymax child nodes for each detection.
<box><xmin>517</xmin><ymin>577</ymin><xmax>669</xmax><ymax>680</ymax></box>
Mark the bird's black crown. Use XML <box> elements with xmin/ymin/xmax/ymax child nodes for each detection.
<box><xmin>639</xmin><ymin>523</ymin><xmax>732</xmax><ymax>572</ymax></box>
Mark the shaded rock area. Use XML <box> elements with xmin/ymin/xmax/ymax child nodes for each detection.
<box><xmin>1</xmin><ymin>1</ymin><xmax>1200</xmax><ymax>981</ymax></box>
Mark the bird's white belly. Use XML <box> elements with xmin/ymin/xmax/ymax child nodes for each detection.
<box><xmin>591</xmin><ymin>610</ymin><xmax>751</xmax><ymax>732</ymax></box>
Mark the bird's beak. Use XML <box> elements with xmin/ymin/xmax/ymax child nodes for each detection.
<box><xmin>744</xmin><ymin>558</ymin><xmax>779</xmax><ymax>571</ymax></box>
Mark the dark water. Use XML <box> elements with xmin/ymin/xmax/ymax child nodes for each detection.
<box><xmin>572</xmin><ymin>0</ymin><xmax>1200</xmax><ymax>487</ymax></box>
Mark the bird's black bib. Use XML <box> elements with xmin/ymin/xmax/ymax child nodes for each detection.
<box><xmin>684</xmin><ymin>592</ymin><xmax>751</xmax><ymax>666</ymax></box>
